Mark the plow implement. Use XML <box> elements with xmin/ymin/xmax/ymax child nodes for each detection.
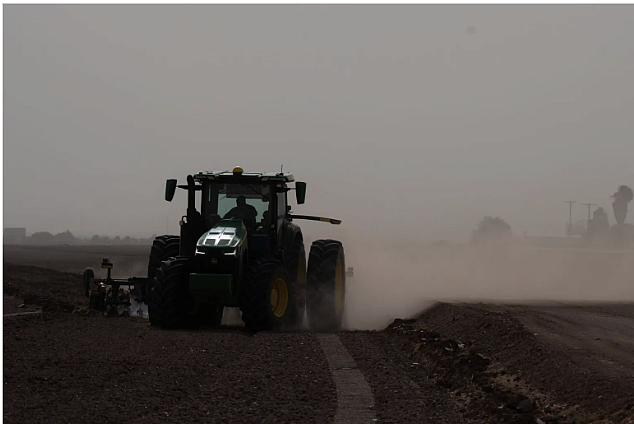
<box><xmin>83</xmin><ymin>259</ymin><xmax>148</xmax><ymax>317</ymax></box>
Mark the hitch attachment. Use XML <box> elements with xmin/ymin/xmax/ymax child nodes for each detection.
<box><xmin>84</xmin><ymin>259</ymin><xmax>148</xmax><ymax>316</ymax></box>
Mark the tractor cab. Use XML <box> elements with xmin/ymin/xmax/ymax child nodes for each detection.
<box><xmin>166</xmin><ymin>167</ymin><xmax>306</xmax><ymax>263</ymax></box>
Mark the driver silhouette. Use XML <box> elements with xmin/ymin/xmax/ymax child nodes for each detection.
<box><xmin>223</xmin><ymin>195</ymin><xmax>258</xmax><ymax>229</ymax></box>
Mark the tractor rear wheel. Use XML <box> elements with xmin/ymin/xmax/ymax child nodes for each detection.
<box><xmin>239</xmin><ymin>259</ymin><xmax>295</xmax><ymax>332</ymax></box>
<box><xmin>149</xmin><ymin>256</ymin><xmax>191</xmax><ymax>329</ymax></box>
<box><xmin>144</xmin><ymin>235</ymin><xmax>180</xmax><ymax>305</ymax></box>
<box><xmin>306</xmin><ymin>240</ymin><xmax>346</xmax><ymax>332</ymax></box>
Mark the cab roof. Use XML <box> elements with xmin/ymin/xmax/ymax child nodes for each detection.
<box><xmin>192</xmin><ymin>167</ymin><xmax>295</xmax><ymax>183</ymax></box>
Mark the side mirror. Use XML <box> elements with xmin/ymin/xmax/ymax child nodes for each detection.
<box><xmin>165</xmin><ymin>179</ymin><xmax>177</xmax><ymax>202</ymax></box>
<box><xmin>295</xmin><ymin>182</ymin><xmax>306</xmax><ymax>205</ymax></box>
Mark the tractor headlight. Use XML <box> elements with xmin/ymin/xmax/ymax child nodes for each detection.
<box><xmin>223</xmin><ymin>247</ymin><xmax>237</xmax><ymax>256</ymax></box>
<box><xmin>195</xmin><ymin>249</ymin><xmax>206</xmax><ymax>255</ymax></box>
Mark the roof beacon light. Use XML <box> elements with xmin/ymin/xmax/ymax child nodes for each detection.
<box><xmin>233</xmin><ymin>166</ymin><xmax>244</xmax><ymax>175</ymax></box>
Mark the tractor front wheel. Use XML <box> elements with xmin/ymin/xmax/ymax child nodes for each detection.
<box><xmin>306</xmin><ymin>240</ymin><xmax>346</xmax><ymax>332</ymax></box>
<box><xmin>143</xmin><ymin>235</ymin><xmax>180</xmax><ymax>303</ymax></box>
<box><xmin>149</xmin><ymin>256</ymin><xmax>191</xmax><ymax>329</ymax></box>
<box><xmin>240</xmin><ymin>259</ymin><xmax>295</xmax><ymax>332</ymax></box>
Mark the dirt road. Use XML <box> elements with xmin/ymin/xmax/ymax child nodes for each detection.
<box><xmin>382</xmin><ymin>302</ymin><xmax>634</xmax><ymax>423</ymax></box>
<box><xmin>4</xmin><ymin>244</ymin><xmax>634</xmax><ymax>423</ymax></box>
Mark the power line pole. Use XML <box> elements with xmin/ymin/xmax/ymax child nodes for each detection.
<box><xmin>581</xmin><ymin>203</ymin><xmax>597</xmax><ymax>222</ymax></box>
<box><xmin>565</xmin><ymin>200</ymin><xmax>575</xmax><ymax>237</ymax></box>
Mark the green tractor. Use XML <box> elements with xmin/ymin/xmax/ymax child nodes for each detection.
<box><xmin>142</xmin><ymin>167</ymin><xmax>347</xmax><ymax>332</ymax></box>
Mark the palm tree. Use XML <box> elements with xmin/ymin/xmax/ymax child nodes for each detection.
<box><xmin>612</xmin><ymin>185</ymin><xmax>633</xmax><ymax>225</ymax></box>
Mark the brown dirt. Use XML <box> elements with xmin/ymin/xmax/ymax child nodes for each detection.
<box><xmin>3</xmin><ymin>294</ymin><xmax>41</xmax><ymax>316</ymax></box>
<box><xmin>4</xmin><ymin>244</ymin><xmax>634</xmax><ymax>423</ymax></box>
<box><xmin>3</xmin><ymin>263</ymin><xmax>86</xmax><ymax>313</ymax></box>
<box><xmin>3</xmin><ymin>249</ymin><xmax>337</xmax><ymax>424</ymax></box>
<box><xmin>4</xmin><ymin>313</ymin><xmax>336</xmax><ymax>424</ymax></box>
<box><xmin>371</xmin><ymin>302</ymin><xmax>634</xmax><ymax>424</ymax></box>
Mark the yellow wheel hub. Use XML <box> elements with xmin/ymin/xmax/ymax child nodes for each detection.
<box><xmin>335</xmin><ymin>258</ymin><xmax>344</xmax><ymax>316</ymax></box>
<box><xmin>271</xmin><ymin>278</ymin><xmax>289</xmax><ymax>318</ymax></box>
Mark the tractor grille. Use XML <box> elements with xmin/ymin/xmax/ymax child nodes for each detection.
<box><xmin>194</xmin><ymin>251</ymin><xmax>235</xmax><ymax>275</ymax></box>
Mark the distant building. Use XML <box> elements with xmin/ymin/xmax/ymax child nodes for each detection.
<box><xmin>4</xmin><ymin>228</ymin><xmax>26</xmax><ymax>244</ymax></box>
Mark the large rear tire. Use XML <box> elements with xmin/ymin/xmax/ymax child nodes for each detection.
<box><xmin>239</xmin><ymin>259</ymin><xmax>295</xmax><ymax>332</ymax></box>
<box><xmin>149</xmin><ymin>256</ymin><xmax>191</xmax><ymax>329</ymax></box>
<box><xmin>144</xmin><ymin>235</ymin><xmax>180</xmax><ymax>305</ymax></box>
<box><xmin>307</xmin><ymin>240</ymin><xmax>346</xmax><ymax>332</ymax></box>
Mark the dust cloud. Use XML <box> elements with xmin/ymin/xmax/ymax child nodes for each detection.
<box><xmin>339</xmin><ymin>236</ymin><xmax>634</xmax><ymax>330</ymax></box>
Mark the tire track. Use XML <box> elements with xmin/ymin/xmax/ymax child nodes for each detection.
<box><xmin>316</xmin><ymin>333</ymin><xmax>376</xmax><ymax>424</ymax></box>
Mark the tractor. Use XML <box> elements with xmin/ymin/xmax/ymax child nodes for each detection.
<box><xmin>84</xmin><ymin>167</ymin><xmax>347</xmax><ymax>332</ymax></box>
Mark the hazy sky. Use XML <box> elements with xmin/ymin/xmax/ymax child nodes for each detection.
<box><xmin>4</xmin><ymin>5</ymin><xmax>634</xmax><ymax>242</ymax></box>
